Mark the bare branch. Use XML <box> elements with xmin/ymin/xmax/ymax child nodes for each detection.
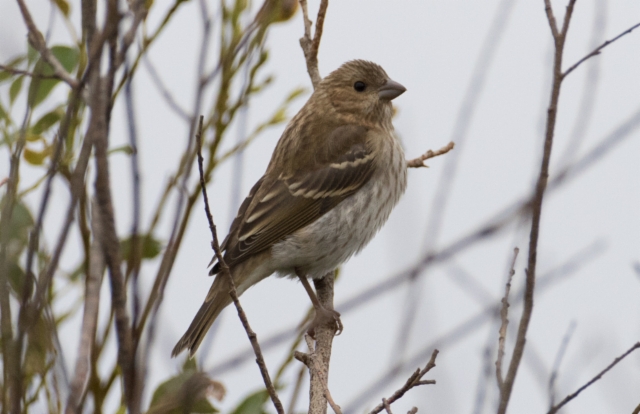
<box><xmin>304</xmin><ymin>275</ymin><xmax>341</xmax><ymax>414</ymax></box>
<box><xmin>497</xmin><ymin>2</ymin><xmax>576</xmax><ymax>412</ymax></box>
<box><xmin>547</xmin><ymin>320</ymin><xmax>577</xmax><ymax>408</ymax></box>
<box><xmin>496</xmin><ymin>247</ymin><xmax>519</xmax><ymax>388</ymax></box>
<box><xmin>368</xmin><ymin>349</ymin><xmax>438</xmax><ymax>414</ymax></box>
<box><xmin>92</xmin><ymin>74</ymin><xmax>137</xmax><ymax>412</ymax></box>
<box><xmin>66</xmin><ymin>200</ymin><xmax>105</xmax><ymax>414</ymax></box>
<box><xmin>547</xmin><ymin>342</ymin><xmax>640</xmax><ymax>414</ymax></box>
<box><xmin>382</xmin><ymin>399</ymin><xmax>393</xmax><ymax>414</ymax></box>
<box><xmin>298</xmin><ymin>0</ymin><xmax>329</xmax><ymax>88</ymax></box>
<box><xmin>15</xmin><ymin>0</ymin><xmax>79</xmax><ymax>89</ymax></box>
<box><xmin>563</xmin><ymin>21</ymin><xmax>640</xmax><ymax>78</ymax></box>
<box><xmin>406</xmin><ymin>142</ymin><xmax>455</xmax><ymax>168</ymax></box>
<box><xmin>0</xmin><ymin>64</ymin><xmax>62</xmax><ymax>80</ymax></box>
<box><xmin>194</xmin><ymin>116</ymin><xmax>284</xmax><ymax>414</ymax></box>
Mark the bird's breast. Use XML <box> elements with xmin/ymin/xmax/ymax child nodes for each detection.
<box><xmin>270</xmin><ymin>133</ymin><xmax>407</xmax><ymax>278</ymax></box>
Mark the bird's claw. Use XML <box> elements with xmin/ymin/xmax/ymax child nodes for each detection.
<box><xmin>307</xmin><ymin>306</ymin><xmax>342</xmax><ymax>338</ymax></box>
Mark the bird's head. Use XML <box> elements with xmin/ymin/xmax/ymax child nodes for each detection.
<box><xmin>317</xmin><ymin>60</ymin><xmax>406</xmax><ymax>126</ymax></box>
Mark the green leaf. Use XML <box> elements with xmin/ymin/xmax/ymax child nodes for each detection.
<box><xmin>52</xmin><ymin>45</ymin><xmax>79</xmax><ymax>72</ymax></box>
<box><xmin>23</xmin><ymin>145</ymin><xmax>51</xmax><ymax>166</ymax></box>
<box><xmin>2</xmin><ymin>199</ymin><xmax>35</xmax><ymax>249</ymax></box>
<box><xmin>0</xmin><ymin>102</ymin><xmax>7</xmax><ymax>123</ymax></box>
<box><xmin>0</xmin><ymin>55</ymin><xmax>26</xmax><ymax>83</ymax></box>
<box><xmin>182</xmin><ymin>356</ymin><xmax>197</xmax><ymax>372</ymax></box>
<box><xmin>230</xmin><ymin>390</ymin><xmax>269</xmax><ymax>414</ymax></box>
<box><xmin>28</xmin><ymin>45</ymin><xmax>79</xmax><ymax>108</ymax></box>
<box><xmin>27</xmin><ymin>44</ymin><xmax>38</xmax><ymax>64</ymax></box>
<box><xmin>148</xmin><ymin>371</ymin><xmax>221</xmax><ymax>414</ymax></box>
<box><xmin>107</xmin><ymin>144</ymin><xmax>134</xmax><ymax>155</ymax></box>
<box><xmin>10</xmin><ymin>76</ymin><xmax>24</xmax><ymax>105</ymax></box>
<box><xmin>32</xmin><ymin>109</ymin><xmax>63</xmax><ymax>134</ymax></box>
<box><xmin>52</xmin><ymin>0</ymin><xmax>70</xmax><ymax>16</ymax></box>
<box><xmin>0</xmin><ymin>70</ymin><xmax>12</xmax><ymax>83</ymax></box>
<box><xmin>120</xmin><ymin>234</ymin><xmax>162</xmax><ymax>261</ymax></box>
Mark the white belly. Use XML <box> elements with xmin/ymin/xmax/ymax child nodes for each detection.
<box><xmin>270</xmin><ymin>136</ymin><xmax>407</xmax><ymax>278</ymax></box>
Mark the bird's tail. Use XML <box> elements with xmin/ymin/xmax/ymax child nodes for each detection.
<box><xmin>171</xmin><ymin>274</ymin><xmax>232</xmax><ymax>358</ymax></box>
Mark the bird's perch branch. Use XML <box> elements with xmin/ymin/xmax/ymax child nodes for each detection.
<box><xmin>194</xmin><ymin>116</ymin><xmax>284</xmax><ymax>414</ymax></box>
<box><xmin>406</xmin><ymin>142</ymin><xmax>455</xmax><ymax>168</ymax></box>
<box><xmin>297</xmin><ymin>2</ymin><xmax>339</xmax><ymax>413</ymax></box>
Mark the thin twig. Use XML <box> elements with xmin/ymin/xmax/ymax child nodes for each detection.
<box><xmin>194</xmin><ymin>116</ymin><xmax>284</xmax><ymax>414</ymax></box>
<box><xmin>547</xmin><ymin>321</ymin><xmax>577</xmax><ymax>408</ymax></box>
<box><xmin>368</xmin><ymin>350</ymin><xmax>438</xmax><ymax>414</ymax></box>
<box><xmin>141</xmin><ymin>55</ymin><xmax>190</xmax><ymax>121</ymax></box>
<box><xmin>496</xmin><ymin>247</ymin><xmax>519</xmax><ymax>388</ymax></box>
<box><xmin>298</xmin><ymin>0</ymin><xmax>328</xmax><ymax>88</ymax></box>
<box><xmin>547</xmin><ymin>342</ymin><xmax>640</xmax><ymax>414</ymax></box>
<box><xmin>497</xmin><ymin>1</ymin><xmax>576</xmax><ymax>412</ymax></box>
<box><xmin>406</xmin><ymin>142</ymin><xmax>455</xmax><ymax>168</ymax></box>
<box><xmin>15</xmin><ymin>0</ymin><xmax>79</xmax><ymax>89</ymax></box>
<box><xmin>344</xmin><ymin>241</ymin><xmax>602</xmax><ymax>413</ymax></box>
<box><xmin>0</xmin><ymin>64</ymin><xmax>61</xmax><ymax>79</ymax></box>
<box><xmin>382</xmin><ymin>399</ymin><xmax>393</xmax><ymax>414</ymax></box>
<box><xmin>563</xmin><ymin>21</ymin><xmax>640</xmax><ymax>78</ymax></box>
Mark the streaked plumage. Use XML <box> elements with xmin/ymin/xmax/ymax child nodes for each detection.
<box><xmin>173</xmin><ymin>60</ymin><xmax>407</xmax><ymax>357</ymax></box>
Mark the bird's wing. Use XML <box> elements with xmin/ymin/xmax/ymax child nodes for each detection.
<box><xmin>211</xmin><ymin>124</ymin><xmax>376</xmax><ymax>273</ymax></box>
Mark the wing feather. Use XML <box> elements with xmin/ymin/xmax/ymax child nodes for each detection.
<box><xmin>210</xmin><ymin>124</ymin><xmax>377</xmax><ymax>274</ymax></box>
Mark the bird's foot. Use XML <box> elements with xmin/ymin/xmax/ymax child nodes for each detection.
<box><xmin>307</xmin><ymin>306</ymin><xmax>342</xmax><ymax>338</ymax></box>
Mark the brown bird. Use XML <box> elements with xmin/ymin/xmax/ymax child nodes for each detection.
<box><xmin>172</xmin><ymin>60</ymin><xmax>407</xmax><ymax>357</ymax></box>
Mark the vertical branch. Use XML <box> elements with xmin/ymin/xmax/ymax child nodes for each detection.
<box><xmin>497</xmin><ymin>1</ymin><xmax>576</xmax><ymax>413</ymax></box>
<box><xmin>92</xmin><ymin>75</ymin><xmax>137</xmax><ymax>412</ymax></box>
<box><xmin>308</xmin><ymin>275</ymin><xmax>339</xmax><ymax>414</ymax></box>
<box><xmin>66</xmin><ymin>200</ymin><xmax>105</xmax><ymax>414</ymax></box>
<box><xmin>496</xmin><ymin>247</ymin><xmax>519</xmax><ymax>389</ymax></box>
<box><xmin>297</xmin><ymin>2</ymin><xmax>335</xmax><ymax>412</ymax></box>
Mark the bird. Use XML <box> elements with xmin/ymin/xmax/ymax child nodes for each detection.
<box><xmin>172</xmin><ymin>60</ymin><xmax>408</xmax><ymax>357</ymax></box>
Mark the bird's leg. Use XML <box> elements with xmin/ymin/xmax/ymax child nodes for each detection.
<box><xmin>295</xmin><ymin>268</ymin><xmax>343</xmax><ymax>337</ymax></box>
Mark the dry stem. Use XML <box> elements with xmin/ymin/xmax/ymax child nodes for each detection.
<box><xmin>194</xmin><ymin>116</ymin><xmax>284</xmax><ymax>414</ymax></box>
<box><xmin>547</xmin><ymin>342</ymin><xmax>640</xmax><ymax>414</ymax></box>
<box><xmin>15</xmin><ymin>0</ymin><xmax>79</xmax><ymax>89</ymax></box>
<box><xmin>496</xmin><ymin>247</ymin><xmax>519</xmax><ymax>389</ymax></box>
<box><xmin>563</xmin><ymin>21</ymin><xmax>640</xmax><ymax>78</ymax></box>
<box><xmin>298</xmin><ymin>0</ymin><xmax>328</xmax><ymax>88</ymax></box>
<box><xmin>368</xmin><ymin>349</ymin><xmax>438</xmax><ymax>414</ymax></box>
<box><xmin>497</xmin><ymin>1</ymin><xmax>576</xmax><ymax>412</ymax></box>
<box><xmin>406</xmin><ymin>142</ymin><xmax>455</xmax><ymax>168</ymax></box>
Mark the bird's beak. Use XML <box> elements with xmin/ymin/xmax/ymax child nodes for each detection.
<box><xmin>377</xmin><ymin>79</ymin><xmax>406</xmax><ymax>101</ymax></box>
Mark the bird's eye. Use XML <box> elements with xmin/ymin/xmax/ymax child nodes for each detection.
<box><xmin>353</xmin><ymin>81</ymin><xmax>366</xmax><ymax>92</ymax></box>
